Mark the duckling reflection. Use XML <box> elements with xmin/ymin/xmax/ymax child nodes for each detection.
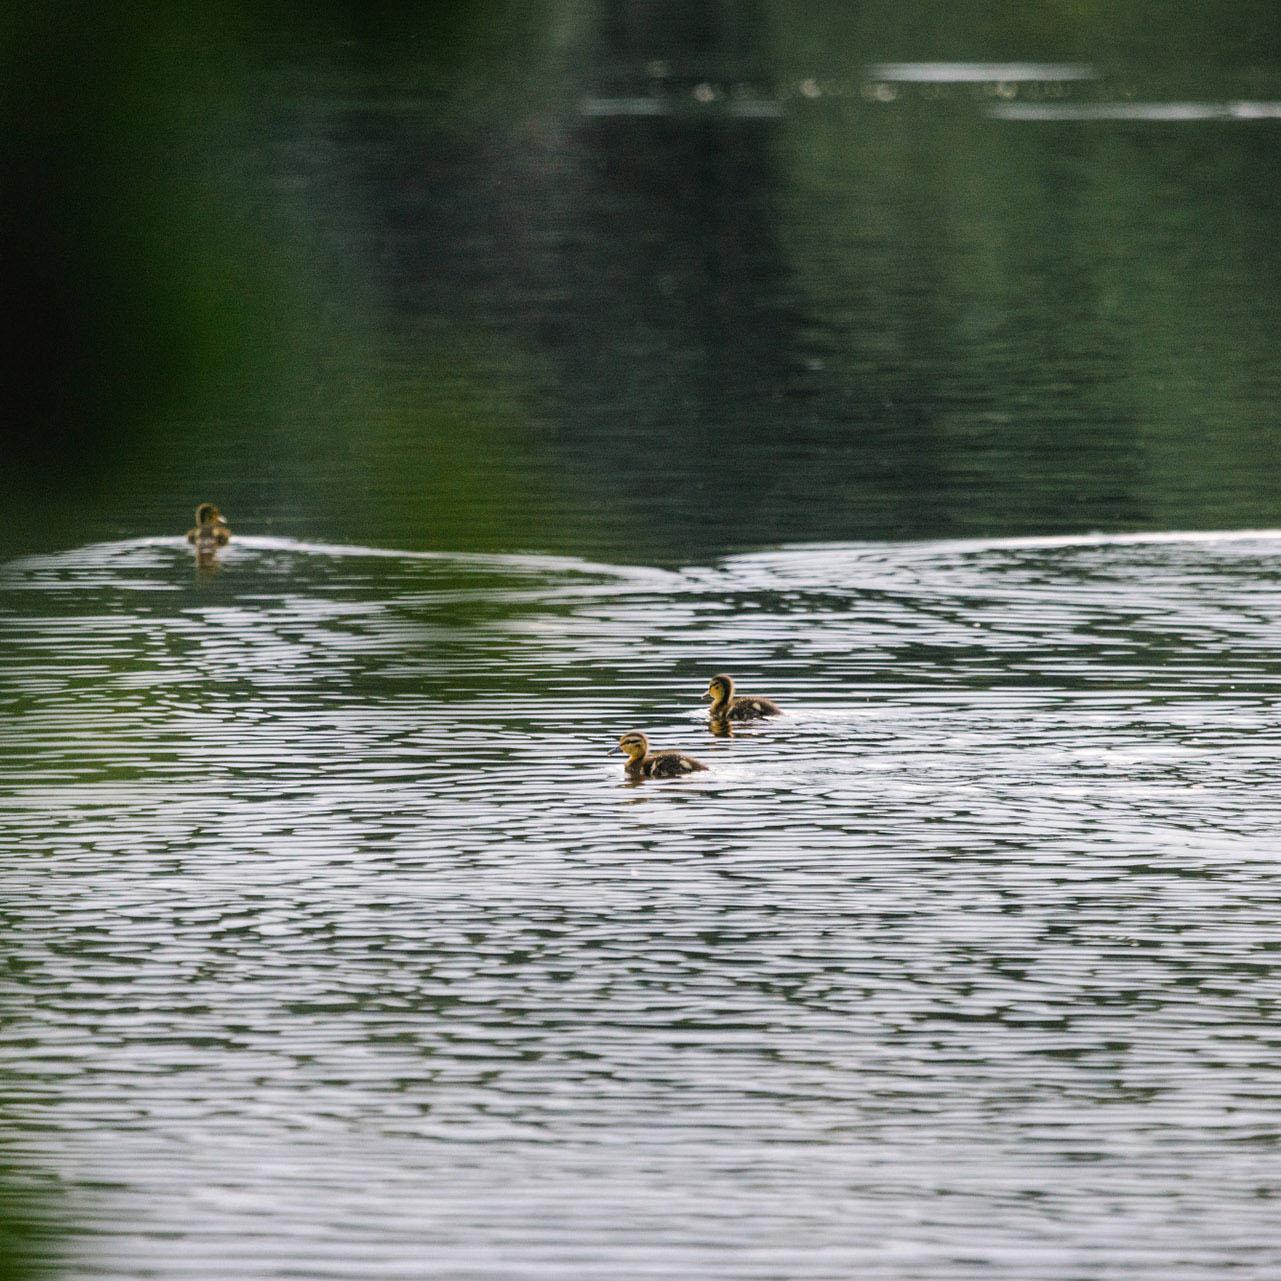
<box><xmin>186</xmin><ymin>502</ymin><xmax>231</xmax><ymax>554</ymax></box>
<box><xmin>193</xmin><ymin>546</ymin><xmax>223</xmax><ymax>576</ymax></box>
<box><xmin>611</xmin><ymin>732</ymin><xmax>708</xmax><ymax>779</ymax></box>
<box><xmin>703</xmin><ymin>673</ymin><xmax>781</xmax><ymax>722</ymax></box>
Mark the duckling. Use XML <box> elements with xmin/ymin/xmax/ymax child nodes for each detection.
<box><xmin>186</xmin><ymin>502</ymin><xmax>231</xmax><ymax>549</ymax></box>
<box><xmin>703</xmin><ymin>673</ymin><xmax>781</xmax><ymax>721</ymax></box>
<box><xmin>611</xmin><ymin>732</ymin><xmax>708</xmax><ymax>779</ymax></box>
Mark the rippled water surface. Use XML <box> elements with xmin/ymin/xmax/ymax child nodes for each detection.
<box><xmin>6</xmin><ymin>532</ymin><xmax>1281</xmax><ymax>1279</ymax></box>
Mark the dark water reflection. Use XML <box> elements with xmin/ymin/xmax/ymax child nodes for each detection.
<box><xmin>5</xmin><ymin>532</ymin><xmax>1281</xmax><ymax>1277</ymax></box>
<box><xmin>5</xmin><ymin>5</ymin><xmax>1281</xmax><ymax>562</ymax></box>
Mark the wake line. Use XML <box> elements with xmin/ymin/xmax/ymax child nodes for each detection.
<box><xmin>768</xmin><ymin>529</ymin><xmax>1281</xmax><ymax>558</ymax></box>
<box><xmin>5</xmin><ymin>528</ymin><xmax>1281</xmax><ymax>579</ymax></box>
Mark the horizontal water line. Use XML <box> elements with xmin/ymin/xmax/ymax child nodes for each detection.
<box><xmin>7</xmin><ymin>528</ymin><xmax>1281</xmax><ymax>582</ymax></box>
<box><xmin>868</xmin><ymin>62</ymin><xmax>1097</xmax><ymax>83</ymax></box>
<box><xmin>991</xmin><ymin>101</ymin><xmax>1281</xmax><ymax>122</ymax></box>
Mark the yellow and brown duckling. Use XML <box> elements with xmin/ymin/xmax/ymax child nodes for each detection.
<box><xmin>612</xmin><ymin>732</ymin><xmax>708</xmax><ymax>779</ymax></box>
<box><xmin>186</xmin><ymin>502</ymin><xmax>231</xmax><ymax>550</ymax></box>
<box><xmin>703</xmin><ymin>673</ymin><xmax>781</xmax><ymax>721</ymax></box>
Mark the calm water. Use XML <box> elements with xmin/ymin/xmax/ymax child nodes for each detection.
<box><xmin>5</xmin><ymin>530</ymin><xmax>1281</xmax><ymax>1278</ymax></box>
<box><xmin>8</xmin><ymin>12</ymin><xmax>1281</xmax><ymax>562</ymax></box>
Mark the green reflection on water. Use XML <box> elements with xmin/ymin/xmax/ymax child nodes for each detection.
<box><xmin>5</xmin><ymin>1</ymin><xmax>1281</xmax><ymax>563</ymax></box>
<box><xmin>0</xmin><ymin>1163</ymin><xmax>48</xmax><ymax>1281</ymax></box>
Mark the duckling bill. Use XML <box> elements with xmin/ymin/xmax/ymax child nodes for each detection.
<box><xmin>703</xmin><ymin>674</ymin><xmax>781</xmax><ymax>721</ymax></box>
<box><xmin>611</xmin><ymin>732</ymin><xmax>708</xmax><ymax>779</ymax></box>
<box><xmin>186</xmin><ymin>502</ymin><xmax>231</xmax><ymax>550</ymax></box>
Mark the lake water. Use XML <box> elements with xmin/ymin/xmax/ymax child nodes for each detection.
<box><xmin>5</xmin><ymin>529</ymin><xmax>1281</xmax><ymax>1279</ymax></box>
<box><xmin>8</xmin><ymin>12</ymin><xmax>1281</xmax><ymax>564</ymax></box>
<box><xmin>6</xmin><ymin>3</ymin><xmax>1281</xmax><ymax>1277</ymax></box>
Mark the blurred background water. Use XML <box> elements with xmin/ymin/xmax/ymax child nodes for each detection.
<box><xmin>4</xmin><ymin>2</ymin><xmax>1281</xmax><ymax>1278</ymax></box>
<box><xmin>4</xmin><ymin>1</ymin><xmax>1281</xmax><ymax>561</ymax></box>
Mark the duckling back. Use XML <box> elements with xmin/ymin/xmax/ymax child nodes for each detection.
<box><xmin>186</xmin><ymin>524</ymin><xmax>231</xmax><ymax>547</ymax></box>
<box><xmin>639</xmin><ymin>750</ymin><xmax>708</xmax><ymax>778</ymax></box>
<box><xmin>723</xmin><ymin>694</ymin><xmax>781</xmax><ymax>721</ymax></box>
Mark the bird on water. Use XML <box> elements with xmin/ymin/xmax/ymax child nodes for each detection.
<box><xmin>186</xmin><ymin>502</ymin><xmax>231</xmax><ymax>551</ymax></box>
<box><xmin>611</xmin><ymin>732</ymin><xmax>708</xmax><ymax>779</ymax></box>
<box><xmin>703</xmin><ymin>673</ymin><xmax>781</xmax><ymax>721</ymax></box>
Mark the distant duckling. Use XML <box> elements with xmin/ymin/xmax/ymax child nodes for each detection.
<box><xmin>612</xmin><ymin>732</ymin><xmax>708</xmax><ymax>779</ymax></box>
<box><xmin>704</xmin><ymin>673</ymin><xmax>781</xmax><ymax>721</ymax></box>
<box><xmin>186</xmin><ymin>502</ymin><xmax>231</xmax><ymax>550</ymax></box>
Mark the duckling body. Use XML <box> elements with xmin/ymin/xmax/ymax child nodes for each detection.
<box><xmin>186</xmin><ymin>502</ymin><xmax>231</xmax><ymax>549</ymax></box>
<box><xmin>612</xmin><ymin>732</ymin><xmax>708</xmax><ymax>779</ymax></box>
<box><xmin>637</xmin><ymin>750</ymin><xmax>709</xmax><ymax>779</ymax></box>
<box><xmin>704</xmin><ymin>674</ymin><xmax>781</xmax><ymax>721</ymax></box>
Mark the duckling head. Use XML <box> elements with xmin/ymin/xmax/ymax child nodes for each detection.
<box><xmin>194</xmin><ymin>502</ymin><xmax>223</xmax><ymax>527</ymax></box>
<box><xmin>704</xmin><ymin>674</ymin><xmax>734</xmax><ymax>712</ymax></box>
<box><xmin>611</xmin><ymin>732</ymin><xmax>649</xmax><ymax>763</ymax></box>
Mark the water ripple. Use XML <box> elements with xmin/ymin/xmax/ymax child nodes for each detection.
<box><xmin>5</xmin><ymin>532</ymin><xmax>1281</xmax><ymax>1278</ymax></box>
